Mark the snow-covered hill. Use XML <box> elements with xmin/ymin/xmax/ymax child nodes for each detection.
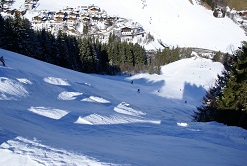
<box><xmin>10</xmin><ymin>0</ymin><xmax>247</xmax><ymax>52</ymax></box>
<box><xmin>1</xmin><ymin>49</ymin><xmax>247</xmax><ymax>165</ymax></box>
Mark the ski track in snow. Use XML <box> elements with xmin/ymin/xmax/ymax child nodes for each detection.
<box><xmin>28</xmin><ymin>107</ymin><xmax>69</xmax><ymax>120</ymax></box>
<box><xmin>0</xmin><ymin>136</ymin><xmax>115</xmax><ymax>166</ymax></box>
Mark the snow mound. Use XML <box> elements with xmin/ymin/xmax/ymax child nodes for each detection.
<box><xmin>0</xmin><ymin>77</ymin><xmax>29</xmax><ymax>100</ymax></box>
<box><xmin>0</xmin><ymin>136</ymin><xmax>114</xmax><ymax>166</ymax></box>
<box><xmin>43</xmin><ymin>77</ymin><xmax>70</xmax><ymax>86</ymax></box>
<box><xmin>75</xmin><ymin>113</ymin><xmax>161</xmax><ymax>125</ymax></box>
<box><xmin>177</xmin><ymin>122</ymin><xmax>189</xmax><ymax>127</ymax></box>
<box><xmin>16</xmin><ymin>78</ymin><xmax>32</xmax><ymax>85</ymax></box>
<box><xmin>81</xmin><ymin>96</ymin><xmax>111</xmax><ymax>104</ymax></box>
<box><xmin>129</xmin><ymin>57</ymin><xmax>224</xmax><ymax>102</ymax></box>
<box><xmin>58</xmin><ymin>91</ymin><xmax>83</xmax><ymax>100</ymax></box>
<box><xmin>28</xmin><ymin>107</ymin><xmax>69</xmax><ymax>120</ymax></box>
<box><xmin>114</xmin><ymin>102</ymin><xmax>146</xmax><ymax>116</ymax></box>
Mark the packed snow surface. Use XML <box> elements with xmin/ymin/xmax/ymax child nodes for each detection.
<box><xmin>1</xmin><ymin>48</ymin><xmax>247</xmax><ymax>165</ymax></box>
<box><xmin>11</xmin><ymin>0</ymin><xmax>247</xmax><ymax>52</ymax></box>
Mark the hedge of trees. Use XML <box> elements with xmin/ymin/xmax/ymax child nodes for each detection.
<box><xmin>193</xmin><ymin>43</ymin><xmax>247</xmax><ymax>129</ymax></box>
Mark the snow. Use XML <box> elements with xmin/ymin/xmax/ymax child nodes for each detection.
<box><xmin>75</xmin><ymin>113</ymin><xmax>161</xmax><ymax>125</ymax></box>
<box><xmin>81</xmin><ymin>96</ymin><xmax>111</xmax><ymax>104</ymax></box>
<box><xmin>28</xmin><ymin>107</ymin><xmax>69</xmax><ymax>120</ymax></box>
<box><xmin>43</xmin><ymin>77</ymin><xmax>70</xmax><ymax>86</ymax></box>
<box><xmin>13</xmin><ymin>0</ymin><xmax>246</xmax><ymax>53</ymax></box>
<box><xmin>1</xmin><ymin>1</ymin><xmax>247</xmax><ymax>164</ymax></box>
<box><xmin>0</xmin><ymin>137</ymin><xmax>112</xmax><ymax>166</ymax></box>
<box><xmin>114</xmin><ymin>102</ymin><xmax>146</xmax><ymax>116</ymax></box>
<box><xmin>58</xmin><ymin>91</ymin><xmax>83</xmax><ymax>100</ymax></box>
<box><xmin>1</xmin><ymin>47</ymin><xmax>247</xmax><ymax>165</ymax></box>
<box><xmin>0</xmin><ymin>77</ymin><xmax>29</xmax><ymax>100</ymax></box>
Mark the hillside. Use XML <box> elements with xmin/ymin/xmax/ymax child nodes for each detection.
<box><xmin>1</xmin><ymin>49</ymin><xmax>247</xmax><ymax>165</ymax></box>
<box><xmin>5</xmin><ymin>0</ymin><xmax>247</xmax><ymax>52</ymax></box>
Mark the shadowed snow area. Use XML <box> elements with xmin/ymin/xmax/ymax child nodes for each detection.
<box><xmin>0</xmin><ymin>48</ymin><xmax>247</xmax><ymax>166</ymax></box>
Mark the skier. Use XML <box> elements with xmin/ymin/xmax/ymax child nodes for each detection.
<box><xmin>0</xmin><ymin>56</ymin><xmax>5</xmax><ymax>66</ymax></box>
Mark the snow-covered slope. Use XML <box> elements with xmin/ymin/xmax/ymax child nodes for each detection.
<box><xmin>1</xmin><ymin>49</ymin><xmax>247</xmax><ymax>165</ymax></box>
<box><xmin>11</xmin><ymin>0</ymin><xmax>247</xmax><ymax>52</ymax></box>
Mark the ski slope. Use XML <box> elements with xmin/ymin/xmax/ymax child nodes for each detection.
<box><xmin>0</xmin><ymin>49</ymin><xmax>247</xmax><ymax>165</ymax></box>
<box><xmin>12</xmin><ymin>0</ymin><xmax>247</xmax><ymax>52</ymax></box>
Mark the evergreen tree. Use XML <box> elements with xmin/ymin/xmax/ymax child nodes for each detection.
<box><xmin>194</xmin><ymin>43</ymin><xmax>247</xmax><ymax>129</ymax></box>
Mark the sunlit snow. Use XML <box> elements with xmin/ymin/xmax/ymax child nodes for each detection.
<box><xmin>1</xmin><ymin>48</ymin><xmax>247</xmax><ymax>165</ymax></box>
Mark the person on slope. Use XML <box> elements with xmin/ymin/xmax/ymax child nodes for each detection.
<box><xmin>0</xmin><ymin>56</ymin><xmax>5</xmax><ymax>66</ymax></box>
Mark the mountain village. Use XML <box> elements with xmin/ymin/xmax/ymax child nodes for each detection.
<box><xmin>1</xmin><ymin>0</ymin><xmax>151</xmax><ymax>45</ymax></box>
<box><xmin>0</xmin><ymin>0</ymin><xmax>246</xmax><ymax>51</ymax></box>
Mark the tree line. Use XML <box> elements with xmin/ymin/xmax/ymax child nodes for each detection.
<box><xmin>193</xmin><ymin>43</ymin><xmax>247</xmax><ymax>129</ymax></box>
<box><xmin>0</xmin><ymin>13</ymin><xmax>194</xmax><ymax>75</ymax></box>
<box><xmin>0</xmin><ymin>13</ymin><xmax>148</xmax><ymax>74</ymax></box>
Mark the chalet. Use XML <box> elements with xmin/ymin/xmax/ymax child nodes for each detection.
<box><xmin>121</xmin><ymin>35</ymin><xmax>133</xmax><ymax>42</ymax></box>
<box><xmin>99</xmin><ymin>16</ymin><xmax>107</xmax><ymax>22</ymax></box>
<box><xmin>78</xmin><ymin>6</ymin><xmax>88</xmax><ymax>11</ymax></box>
<box><xmin>55</xmin><ymin>11</ymin><xmax>65</xmax><ymax>17</ymax></box>
<box><xmin>108</xmin><ymin>16</ymin><xmax>117</xmax><ymax>21</ymax></box>
<box><xmin>69</xmin><ymin>12</ymin><xmax>77</xmax><ymax>18</ymax></box>
<box><xmin>239</xmin><ymin>11</ymin><xmax>247</xmax><ymax>17</ymax></box>
<box><xmin>89</xmin><ymin>6</ymin><xmax>100</xmax><ymax>13</ymax></box>
<box><xmin>24</xmin><ymin>4</ymin><xmax>32</xmax><ymax>10</ymax></box>
<box><xmin>55</xmin><ymin>16</ymin><xmax>64</xmax><ymax>23</ymax></box>
<box><xmin>32</xmin><ymin>16</ymin><xmax>42</xmax><ymax>23</ymax></box>
<box><xmin>1</xmin><ymin>4</ymin><xmax>9</xmax><ymax>12</ymax></box>
<box><xmin>47</xmin><ymin>11</ymin><xmax>55</xmax><ymax>20</ymax></box>
<box><xmin>121</xmin><ymin>27</ymin><xmax>133</xmax><ymax>36</ymax></box>
<box><xmin>82</xmin><ymin>17</ymin><xmax>90</xmax><ymax>22</ymax></box>
<box><xmin>5</xmin><ymin>9</ymin><xmax>13</xmax><ymax>15</ymax></box>
<box><xmin>24</xmin><ymin>0</ymin><xmax>38</xmax><ymax>10</ymax></box>
<box><xmin>213</xmin><ymin>8</ymin><xmax>224</xmax><ymax>18</ymax></box>
<box><xmin>67</xmin><ymin>17</ymin><xmax>76</xmax><ymax>23</ymax></box>
<box><xmin>65</xmin><ymin>6</ymin><xmax>74</xmax><ymax>12</ymax></box>
<box><xmin>80</xmin><ymin>13</ymin><xmax>88</xmax><ymax>19</ymax></box>
<box><xmin>6</xmin><ymin>9</ymin><xmax>24</xmax><ymax>16</ymax></box>
<box><xmin>92</xmin><ymin>16</ymin><xmax>99</xmax><ymax>22</ymax></box>
<box><xmin>25</xmin><ymin>0</ymin><xmax>33</xmax><ymax>4</ymax></box>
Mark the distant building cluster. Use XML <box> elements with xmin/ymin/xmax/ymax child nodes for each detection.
<box><xmin>0</xmin><ymin>0</ymin><xmax>147</xmax><ymax>43</ymax></box>
<box><xmin>213</xmin><ymin>5</ymin><xmax>247</xmax><ymax>32</ymax></box>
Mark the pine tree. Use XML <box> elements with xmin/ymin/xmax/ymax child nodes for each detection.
<box><xmin>194</xmin><ymin>43</ymin><xmax>247</xmax><ymax>129</ymax></box>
